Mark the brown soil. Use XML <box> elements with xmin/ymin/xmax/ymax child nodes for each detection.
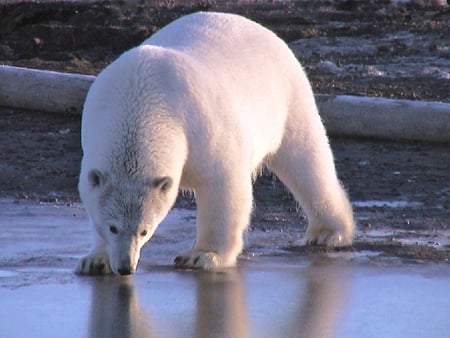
<box><xmin>0</xmin><ymin>1</ymin><xmax>449</xmax><ymax>262</ymax></box>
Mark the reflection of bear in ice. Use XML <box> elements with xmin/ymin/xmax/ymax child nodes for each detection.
<box><xmin>76</xmin><ymin>12</ymin><xmax>355</xmax><ymax>275</ymax></box>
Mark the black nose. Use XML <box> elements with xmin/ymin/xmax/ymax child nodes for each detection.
<box><xmin>117</xmin><ymin>267</ymin><xmax>132</xmax><ymax>276</ymax></box>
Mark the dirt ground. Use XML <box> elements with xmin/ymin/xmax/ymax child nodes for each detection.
<box><xmin>0</xmin><ymin>1</ymin><xmax>449</xmax><ymax>261</ymax></box>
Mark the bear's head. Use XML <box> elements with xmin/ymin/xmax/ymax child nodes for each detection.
<box><xmin>81</xmin><ymin>169</ymin><xmax>176</xmax><ymax>275</ymax></box>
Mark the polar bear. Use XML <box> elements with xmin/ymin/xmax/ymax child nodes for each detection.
<box><xmin>76</xmin><ymin>12</ymin><xmax>354</xmax><ymax>275</ymax></box>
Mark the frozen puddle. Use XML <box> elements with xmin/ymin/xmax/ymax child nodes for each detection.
<box><xmin>356</xmin><ymin>227</ymin><xmax>450</xmax><ymax>250</ymax></box>
<box><xmin>1</xmin><ymin>199</ymin><xmax>450</xmax><ymax>337</ymax></box>
<box><xmin>353</xmin><ymin>200</ymin><xmax>423</xmax><ymax>208</ymax></box>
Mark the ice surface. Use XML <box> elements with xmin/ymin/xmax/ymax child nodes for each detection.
<box><xmin>1</xmin><ymin>199</ymin><xmax>449</xmax><ymax>338</ymax></box>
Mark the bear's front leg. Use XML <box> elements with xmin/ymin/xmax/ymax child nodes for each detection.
<box><xmin>75</xmin><ymin>229</ymin><xmax>112</xmax><ymax>275</ymax></box>
<box><xmin>174</xmin><ymin>175</ymin><xmax>253</xmax><ymax>270</ymax></box>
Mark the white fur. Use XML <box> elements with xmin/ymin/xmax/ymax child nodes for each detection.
<box><xmin>76</xmin><ymin>12</ymin><xmax>354</xmax><ymax>275</ymax></box>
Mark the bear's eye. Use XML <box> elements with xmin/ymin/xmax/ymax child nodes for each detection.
<box><xmin>140</xmin><ymin>230</ymin><xmax>148</xmax><ymax>237</ymax></box>
<box><xmin>109</xmin><ymin>226</ymin><xmax>118</xmax><ymax>234</ymax></box>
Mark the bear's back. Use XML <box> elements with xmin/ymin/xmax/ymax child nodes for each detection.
<box><xmin>143</xmin><ymin>12</ymin><xmax>299</xmax><ymax>78</ymax></box>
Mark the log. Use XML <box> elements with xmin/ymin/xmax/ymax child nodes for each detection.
<box><xmin>0</xmin><ymin>65</ymin><xmax>94</xmax><ymax>114</ymax></box>
<box><xmin>315</xmin><ymin>94</ymin><xmax>450</xmax><ymax>142</ymax></box>
<box><xmin>0</xmin><ymin>65</ymin><xmax>449</xmax><ymax>142</ymax></box>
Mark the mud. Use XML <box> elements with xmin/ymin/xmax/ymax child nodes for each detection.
<box><xmin>0</xmin><ymin>1</ymin><xmax>449</xmax><ymax>261</ymax></box>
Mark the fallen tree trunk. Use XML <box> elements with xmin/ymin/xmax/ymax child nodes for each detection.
<box><xmin>0</xmin><ymin>65</ymin><xmax>94</xmax><ymax>115</ymax></box>
<box><xmin>0</xmin><ymin>65</ymin><xmax>449</xmax><ymax>142</ymax></box>
<box><xmin>315</xmin><ymin>94</ymin><xmax>450</xmax><ymax>142</ymax></box>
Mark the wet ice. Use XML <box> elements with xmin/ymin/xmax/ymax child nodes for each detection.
<box><xmin>1</xmin><ymin>199</ymin><xmax>450</xmax><ymax>337</ymax></box>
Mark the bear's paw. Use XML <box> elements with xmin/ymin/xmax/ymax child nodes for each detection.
<box><xmin>305</xmin><ymin>228</ymin><xmax>352</xmax><ymax>248</ymax></box>
<box><xmin>75</xmin><ymin>251</ymin><xmax>112</xmax><ymax>275</ymax></box>
<box><xmin>174</xmin><ymin>250</ymin><xmax>223</xmax><ymax>270</ymax></box>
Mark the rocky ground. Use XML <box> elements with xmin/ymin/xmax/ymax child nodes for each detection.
<box><xmin>0</xmin><ymin>0</ymin><xmax>449</xmax><ymax>261</ymax></box>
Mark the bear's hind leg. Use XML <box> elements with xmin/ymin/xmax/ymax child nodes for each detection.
<box><xmin>268</xmin><ymin>137</ymin><xmax>354</xmax><ymax>247</ymax></box>
<box><xmin>174</xmin><ymin>172</ymin><xmax>253</xmax><ymax>270</ymax></box>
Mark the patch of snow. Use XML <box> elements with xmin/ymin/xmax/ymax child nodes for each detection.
<box><xmin>316</xmin><ymin>60</ymin><xmax>343</xmax><ymax>74</ymax></box>
<box><xmin>290</xmin><ymin>31</ymin><xmax>450</xmax><ymax>81</ymax></box>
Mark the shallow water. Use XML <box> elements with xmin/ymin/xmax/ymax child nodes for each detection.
<box><xmin>1</xmin><ymin>259</ymin><xmax>449</xmax><ymax>338</ymax></box>
<box><xmin>1</xmin><ymin>199</ymin><xmax>449</xmax><ymax>338</ymax></box>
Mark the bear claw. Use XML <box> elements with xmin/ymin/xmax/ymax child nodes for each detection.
<box><xmin>305</xmin><ymin>228</ymin><xmax>352</xmax><ymax>247</ymax></box>
<box><xmin>174</xmin><ymin>250</ymin><xmax>222</xmax><ymax>270</ymax></box>
<box><xmin>76</xmin><ymin>252</ymin><xmax>112</xmax><ymax>275</ymax></box>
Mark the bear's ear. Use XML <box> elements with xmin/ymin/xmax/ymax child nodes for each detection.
<box><xmin>88</xmin><ymin>169</ymin><xmax>107</xmax><ymax>189</ymax></box>
<box><xmin>153</xmin><ymin>176</ymin><xmax>173</xmax><ymax>193</ymax></box>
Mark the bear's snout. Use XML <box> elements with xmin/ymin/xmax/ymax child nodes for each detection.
<box><xmin>118</xmin><ymin>266</ymin><xmax>132</xmax><ymax>276</ymax></box>
<box><xmin>116</xmin><ymin>255</ymin><xmax>136</xmax><ymax>275</ymax></box>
